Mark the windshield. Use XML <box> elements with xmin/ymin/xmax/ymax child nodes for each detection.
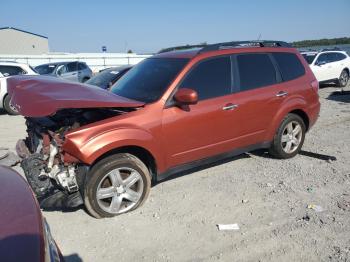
<box><xmin>35</xmin><ymin>64</ymin><xmax>58</xmax><ymax>74</ymax></box>
<box><xmin>111</xmin><ymin>58</ymin><xmax>189</xmax><ymax>103</ymax></box>
<box><xmin>302</xmin><ymin>54</ymin><xmax>317</xmax><ymax>64</ymax></box>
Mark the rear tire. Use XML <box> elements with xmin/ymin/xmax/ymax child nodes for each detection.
<box><xmin>84</xmin><ymin>153</ymin><xmax>151</xmax><ymax>218</ymax></box>
<box><xmin>337</xmin><ymin>69</ymin><xmax>349</xmax><ymax>88</ymax></box>
<box><xmin>269</xmin><ymin>114</ymin><xmax>306</xmax><ymax>159</ymax></box>
<box><xmin>3</xmin><ymin>95</ymin><xmax>19</xmax><ymax>115</ymax></box>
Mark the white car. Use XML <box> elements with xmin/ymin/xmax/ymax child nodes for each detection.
<box><xmin>301</xmin><ymin>50</ymin><xmax>350</xmax><ymax>89</ymax></box>
<box><xmin>0</xmin><ymin>61</ymin><xmax>38</xmax><ymax>114</ymax></box>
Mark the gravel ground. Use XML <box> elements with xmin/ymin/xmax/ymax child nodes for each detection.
<box><xmin>0</xmin><ymin>85</ymin><xmax>350</xmax><ymax>262</ymax></box>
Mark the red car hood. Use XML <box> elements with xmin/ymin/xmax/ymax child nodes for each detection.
<box><xmin>7</xmin><ymin>75</ymin><xmax>145</xmax><ymax>117</ymax></box>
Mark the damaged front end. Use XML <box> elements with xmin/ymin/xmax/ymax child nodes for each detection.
<box><xmin>17</xmin><ymin>108</ymin><xmax>127</xmax><ymax>209</ymax></box>
<box><xmin>8</xmin><ymin>75</ymin><xmax>145</xmax><ymax>210</ymax></box>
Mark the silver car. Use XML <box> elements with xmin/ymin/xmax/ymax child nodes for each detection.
<box><xmin>35</xmin><ymin>61</ymin><xmax>92</xmax><ymax>82</ymax></box>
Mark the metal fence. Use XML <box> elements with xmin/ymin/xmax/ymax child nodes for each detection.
<box><xmin>0</xmin><ymin>53</ymin><xmax>152</xmax><ymax>72</ymax></box>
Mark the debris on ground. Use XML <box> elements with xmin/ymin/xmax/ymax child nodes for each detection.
<box><xmin>307</xmin><ymin>187</ymin><xmax>314</xmax><ymax>193</ymax></box>
<box><xmin>0</xmin><ymin>147</ymin><xmax>20</xmax><ymax>167</ymax></box>
<box><xmin>337</xmin><ymin>196</ymin><xmax>350</xmax><ymax>211</ymax></box>
<box><xmin>217</xmin><ymin>224</ymin><xmax>240</xmax><ymax>231</ymax></box>
<box><xmin>307</xmin><ymin>204</ymin><xmax>324</xmax><ymax>212</ymax></box>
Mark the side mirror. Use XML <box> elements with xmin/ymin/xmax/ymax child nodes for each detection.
<box><xmin>174</xmin><ymin>88</ymin><xmax>198</xmax><ymax>105</ymax></box>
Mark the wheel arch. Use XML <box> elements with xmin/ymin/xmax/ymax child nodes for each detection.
<box><xmin>289</xmin><ymin>109</ymin><xmax>310</xmax><ymax>131</ymax></box>
<box><xmin>265</xmin><ymin>97</ymin><xmax>310</xmax><ymax>141</ymax></box>
<box><xmin>90</xmin><ymin>145</ymin><xmax>158</xmax><ymax>181</ymax></box>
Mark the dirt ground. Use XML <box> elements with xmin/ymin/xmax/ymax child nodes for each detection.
<box><xmin>0</xmin><ymin>85</ymin><xmax>349</xmax><ymax>262</ymax></box>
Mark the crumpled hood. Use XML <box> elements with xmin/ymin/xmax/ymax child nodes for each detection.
<box><xmin>7</xmin><ymin>75</ymin><xmax>145</xmax><ymax>117</ymax></box>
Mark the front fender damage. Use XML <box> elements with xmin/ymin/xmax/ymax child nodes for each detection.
<box><xmin>16</xmin><ymin>107</ymin><xmax>133</xmax><ymax>209</ymax></box>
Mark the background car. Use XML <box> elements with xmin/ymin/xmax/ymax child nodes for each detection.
<box><xmin>85</xmin><ymin>66</ymin><xmax>132</xmax><ymax>90</ymax></box>
<box><xmin>35</xmin><ymin>61</ymin><xmax>92</xmax><ymax>83</ymax></box>
<box><xmin>0</xmin><ymin>165</ymin><xmax>63</xmax><ymax>262</ymax></box>
<box><xmin>301</xmin><ymin>49</ymin><xmax>350</xmax><ymax>88</ymax></box>
<box><xmin>0</xmin><ymin>61</ymin><xmax>38</xmax><ymax>115</ymax></box>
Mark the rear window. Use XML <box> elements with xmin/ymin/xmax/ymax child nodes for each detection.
<box><xmin>237</xmin><ymin>54</ymin><xmax>277</xmax><ymax>91</ymax></box>
<box><xmin>273</xmin><ymin>53</ymin><xmax>305</xmax><ymax>82</ymax></box>
<box><xmin>302</xmin><ymin>53</ymin><xmax>317</xmax><ymax>64</ymax></box>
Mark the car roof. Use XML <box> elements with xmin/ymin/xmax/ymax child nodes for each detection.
<box><xmin>301</xmin><ymin>50</ymin><xmax>347</xmax><ymax>55</ymax></box>
<box><xmin>36</xmin><ymin>61</ymin><xmax>79</xmax><ymax>67</ymax></box>
<box><xmin>0</xmin><ymin>61</ymin><xmax>30</xmax><ymax>67</ymax></box>
<box><xmin>155</xmin><ymin>46</ymin><xmax>297</xmax><ymax>59</ymax></box>
<box><xmin>104</xmin><ymin>65</ymin><xmax>132</xmax><ymax>71</ymax></box>
<box><xmin>154</xmin><ymin>41</ymin><xmax>297</xmax><ymax>59</ymax></box>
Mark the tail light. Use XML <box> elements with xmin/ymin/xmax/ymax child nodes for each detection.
<box><xmin>311</xmin><ymin>79</ymin><xmax>319</xmax><ymax>93</ymax></box>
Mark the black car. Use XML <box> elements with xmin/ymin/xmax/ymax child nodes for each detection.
<box><xmin>85</xmin><ymin>66</ymin><xmax>132</xmax><ymax>90</ymax></box>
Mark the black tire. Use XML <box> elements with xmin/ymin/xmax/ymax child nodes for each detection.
<box><xmin>84</xmin><ymin>153</ymin><xmax>151</xmax><ymax>218</ymax></box>
<box><xmin>3</xmin><ymin>95</ymin><xmax>19</xmax><ymax>115</ymax></box>
<box><xmin>269</xmin><ymin>113</ymin><xmax>306</xmax><ymax>159</ymax></box>
<box><xmin>337</xmin><ymin>69</ymin><xmax>349</xmax><ymax>88</ymax></box>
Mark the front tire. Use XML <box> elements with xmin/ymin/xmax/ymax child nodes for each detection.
<box><xmin>337</xmin><ymin>69</ymin><xmax>349</xmax><ymax>88</ymax></box>
<box><xmin>269</xmin><ymin>114</ymin><xmax>306</xmax><ymax>159</ymax></box>
<box><xmin>3</xmin><ymin>95</ymin><xmax>19</xmax><ymax>115</ymax></box>
<box><xmin>84</xmin><ymin>153</ymin><xmax>151</xmax><ymax>218</ymax></box>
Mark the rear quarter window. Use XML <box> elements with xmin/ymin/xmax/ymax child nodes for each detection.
<box><xmin>272</xmin><ymin>53</ymin><xmax>305</xmax><ymax>82</ymax></box>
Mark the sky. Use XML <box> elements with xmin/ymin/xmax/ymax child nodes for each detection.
<box><xmin>1</xmin><ymin>0</ymin><xmax>349</xmax><ymax>54</ymax></box>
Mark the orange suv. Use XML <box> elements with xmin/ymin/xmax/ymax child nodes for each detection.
<box><xmin>9</xmin><ymin>40</ymin><xmax>320</xmax><ymax>218</ymax></box>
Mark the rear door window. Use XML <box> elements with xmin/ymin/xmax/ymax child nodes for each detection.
<box><xmin>327</xmin><ymin>53</ymin><xmax>339</xmax><ymax>63</ymax></box>
<box><xmin>236</xmin><ymin>53</ymin><xmax>277</xmax><ymax>91</ymax></box>
<box><xmin>66</xmin><ymin>62</ymin><xmax>78</xmax><ymax>72</ymax></box>
<box><xmin>272</xmin><ymin>52</ymin><xmax>305</xmax><ymax>81</ymax></box>
<box><xmin>0</xmin><ymin>65</ymin><xmax>26</xmax><ymax>76</ymax></box>
<box><xmin>179</xmin><ymin>56</ymin><xmax>231</xmax><ymax>100</ymax></box>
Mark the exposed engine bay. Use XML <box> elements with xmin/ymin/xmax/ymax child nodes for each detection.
<box><xmin>16</xmin><ymin>108</ymin><xmax>130</xmax><ymax>209</ymax></box>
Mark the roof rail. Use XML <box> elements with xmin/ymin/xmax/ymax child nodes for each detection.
<box><xmin>158</xmin><ymin>44</ymin><xmax>207</xmax><ymax>53</ymax></box>
<box><xmin>199</xmin><ymin>40</ymin><xmax>291</xmax><ymax>53</ymax></box>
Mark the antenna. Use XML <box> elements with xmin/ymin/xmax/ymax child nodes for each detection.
<box><xmin>257</xmin><ymin>33</ymin><xmax>262</xmax><ymax>41</ymax></box>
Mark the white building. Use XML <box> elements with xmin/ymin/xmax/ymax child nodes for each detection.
<box><xmin>0</xmin><ymin>27</ymin><xmax>49</xmax><ymax>55</ymax></box>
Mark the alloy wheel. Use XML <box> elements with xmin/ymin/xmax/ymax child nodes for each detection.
<box><xmin>96</xmin><ymin>167</ymin><xmax>144</xmax><ymax>214</ymax></box>
<box><xmin>340</xmin><ymin>71</ymin><xmax>349</xmax><ymax>87</ymax></box>
<box><xmin>281</xmin><ymin>121</ymin><xmax>303</xmax><ymax>154</ymax></box>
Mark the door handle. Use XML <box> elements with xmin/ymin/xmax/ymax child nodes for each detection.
<box><xmin>276</xmin><ymin>91</ymin><xmax>288</xmax><ymax>97</ymax></box>
<box><xmin>222</xmin><ymin>103</ymin><xmax>238</xmax><ymax>111</ymax></box>
<box><xmin>72</xmin><ymin>73</ymin><xmax>77</xmax><ymax>75</ymax></box>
